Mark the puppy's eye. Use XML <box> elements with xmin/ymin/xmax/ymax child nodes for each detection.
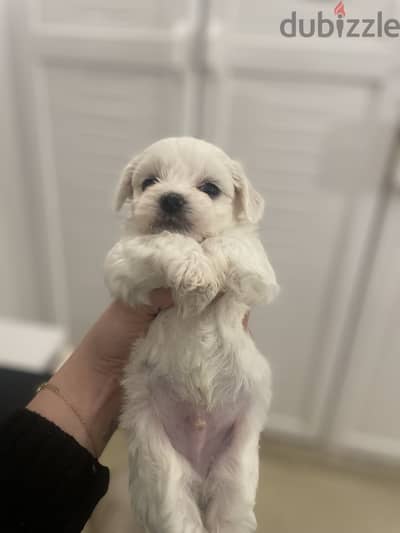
<box><xmin>198</xmin><ymin>181</ymin><xmax>221</xmax><ymax>198</ymax></box>
<box><xmin>142</xmin><ymin>175</ymin><xmax>159</xmax><ymax>191</ymax></box>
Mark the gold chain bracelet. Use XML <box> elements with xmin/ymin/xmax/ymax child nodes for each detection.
<box><xmin>36</xmin><ymin>382</ymin><xmax>99</xmax><ymax>458</ymax></box>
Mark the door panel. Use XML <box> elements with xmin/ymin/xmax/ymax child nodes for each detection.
<box><xmin>203</xmin><ymin>0</ymin><xmax>395</xmax><ymax>438</ymax></box>
<box><xmin>332</xmin><ymin>195</ymin><xmax>400</xmax><ymax>460</ymax></box>
<box><xmin>46</xmin><ymin>65</ymin><xmax>184</xmax><ymax>339</ymax></box>
<box><xmin>14</xmin><ymin>0</ymin><xmax>199</xmax><ymax>340</ymax></box>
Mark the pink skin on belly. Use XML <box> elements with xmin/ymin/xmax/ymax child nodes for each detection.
<box><xmin>151</xmin><ymin>380</ymin><xmax>246</xmax><ymax>478</ymax></box>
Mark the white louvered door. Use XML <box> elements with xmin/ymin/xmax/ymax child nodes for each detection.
<box><xmin>11</xmin><ymin>0</ymin><xmax>201</xmax><ymax>340</ymax></box>
<box><xmin>7</xmin><ymin>0</ymin><xmax>400</xmax><ymax>452</ymax></box>
<box><xmin>203</xmin><ymin>0</ymin><xmax>397</xmax><ymax>440</ymax></box>
<box><xmin>331</xmin><ymin>188</ymin><xmax>400</xmax><ymax>461</ymax></box>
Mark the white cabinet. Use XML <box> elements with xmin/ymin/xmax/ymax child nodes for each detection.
<box><xmin>6</xmin><ymin>0</ymin><xmax>400</xmax><ymax>459</ymax></box>
<box><xmin>332</xmin><ymin>191</ymin><xmax>400</xmax><ymax>461</ymax></box>
<box><xmin>12</xmin><ymin>0</ymin><xmax>200</xmax><ymax>339</ymax></box>
<box><xmin>202</xmin><ymin>1</ymin><xmax>396</xmax><ymax>440</ymax></box>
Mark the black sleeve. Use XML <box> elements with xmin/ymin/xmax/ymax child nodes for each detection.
<box><xmin>0</xmin><ymin>409</ymin><xmax>110</xmax><ymax>533</ymax></box>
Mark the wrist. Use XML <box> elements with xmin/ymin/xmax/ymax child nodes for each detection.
<box><xmin>28</xmin><ymin>344</ymin><xmax>121</xmax><ymax>457</ymax></box>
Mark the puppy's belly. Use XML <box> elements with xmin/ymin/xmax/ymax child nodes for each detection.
<box><xmin>151</xmin><ymin>379</ymin><xmax>245</xmax><ymax>478</ymax></box>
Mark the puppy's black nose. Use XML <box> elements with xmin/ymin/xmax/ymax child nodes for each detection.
<box><xmin>159</xmin><ymin>193</ymin><xmax>186</xmax><ymax>214</ymax></box>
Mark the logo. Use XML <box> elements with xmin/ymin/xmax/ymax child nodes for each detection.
<box><xmin>334</xmin><ymin>2</ymin><xmax>346</xmax><ymax>18</ymax></box>
<box><xmin>280</xmin><ymin>2</ymin><xmax>400</xmax><ymax>38</ymax></box>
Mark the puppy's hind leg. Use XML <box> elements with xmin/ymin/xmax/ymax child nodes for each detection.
<box><xmin>122</xmin><ymin>387</ymin><xmax>207</xmax><ymax>533</ymax></box>
<box><xmin>203</xmin><ymin>417</ymin><xmax>260</xmax><ymax>533</ymax></box>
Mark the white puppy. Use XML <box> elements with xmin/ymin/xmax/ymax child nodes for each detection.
<box><xmin>104</xmin><ymin>137</ymin><xmax>279</xmax><ymax>533</ymax></box>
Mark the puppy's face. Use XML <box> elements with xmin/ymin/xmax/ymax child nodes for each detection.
<box><xmin>115</xmin><ymin>137</ymin><xmax>264</xmax><ymax>240</ymax></box>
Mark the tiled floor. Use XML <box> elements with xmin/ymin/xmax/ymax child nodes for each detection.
<box><xmin>88</xmin><ymin>432</ymin><xmax>400</xmax><ymax>533</ymax></box>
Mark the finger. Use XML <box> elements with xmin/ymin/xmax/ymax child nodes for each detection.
<box><xmin>149</xmin><ymin>288</ymin><xmax>174</xmax><ymax>311</ymax></box>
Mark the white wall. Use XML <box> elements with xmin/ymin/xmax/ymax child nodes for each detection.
<box><xmin>0</xmin><ymin>0</ymin><xmax>39</xmax><ymax>320</ymax></box>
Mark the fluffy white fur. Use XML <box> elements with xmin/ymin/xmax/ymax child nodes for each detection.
<box><xmin>104</xmin><ymin>137</ymin><xmax>279</xmax><ymax>533</ymax></box>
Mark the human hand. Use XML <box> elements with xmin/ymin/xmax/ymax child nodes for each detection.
<box><xmin>80</xmin><ymin>289</ymin><xmax>174</xmax><ymax>379</ymax></box>
<box><xmin>28</xmin><ymin>290</ymin><xmax>173</xmax><ymax>457</ymax></box>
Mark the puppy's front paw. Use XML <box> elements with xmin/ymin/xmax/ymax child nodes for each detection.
<box><xmin>175</xmin><ymin>252</ymin><xmax>214</xmax><ymax>292</ymax></box>
<box><xmin>172</xmin><ymin>253</ymin><xmax>220</xmax><ymax>317</ymax></box>
<box><xmin>229</xmin><ymin>271</ymin><xmax>279</xmax><ymax>305</ymax></box>
<box><xmin>104</xmin><ymin>242</ymin><xmax>151</xmax><ymax>308</ymax></box>
<box><xmin>105</xmin><ymin>272</ymin><xmax>149</xmax><ymax>308</ymax></box>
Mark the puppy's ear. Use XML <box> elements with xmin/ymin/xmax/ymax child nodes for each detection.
<box><xmin>114</xmin><ymin>154</ymin><xmax>142</xmax><ymax>211</ymax></box>
<box><xmin>232</xmin><ymin>160</ymin><xmax>264</xmax><ymax>224</ymax></box>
